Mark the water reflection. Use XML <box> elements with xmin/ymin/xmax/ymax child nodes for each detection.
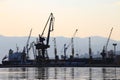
<box><xmin>89</xmin><ymin>67</ymin><xmax>92</xmax><ymax>80</ymax></box>
<box><xmin>8</xmin><ymin>67</ymin><xmax>27</xmax><ymax>80</ymax></box>
<box><xmin>35</xmin><ymin>67</ymin><xmax>49</xmax><ymax>80</ymax></box>
<box><xmin>71</xmin><ymin>67</ymin><xmax>74</xmax><ymax>79</ymax></box>
<box><xmin>102</xmin><ymin>68</ymin><xmax>106</xmax><ymax>80</ymax></box>
<box><xmin>103</xmin><ymin>67</ymin><xmax>117</xmax><ymax>79</ymax></box>
<box><xmin>54</xmin><ymin>67</ymin><xmax>58</xmax><ymax>79</ymax></box>
<box><xmin>0</xmin><ymin>67</ymin><xmax>120</xmax><ymax>80</ymax></box>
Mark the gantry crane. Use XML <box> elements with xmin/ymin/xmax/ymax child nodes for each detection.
<box><xmin>35</xmin><ymin>13</ymin><xmax>54</xmax><ymax>61</ymax></box>
<box><xmin>63</xmin><ymin>29</ymin><xmax>78</xmax><ymax>59</ymax></box>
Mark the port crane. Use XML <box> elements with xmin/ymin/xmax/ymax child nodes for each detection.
<box><xmin>101</xmin><ymin>27</ymin><xmax>113</xmax><ymax>60</ymax></box>
<box><xmin>63</xmin><ymin>29</ymin><xmax>78</xmax><ymax>59</ymax></box>
<box><xmin>71</xmin><ymin>29</ymin><xmax>78</xmax><ymax>58</ymax></box>
<box><xmin>105</xmin><ymin>27</ymin><xmax>113</xmax><ymax>53</ymax></box>
<box><xmin>25</xmin><ymin>28</ymin><xmax>32</xmax><ymax>59</ymax></box>
<box><xmin>35</xmin><ymin>13</ymin><xmax>54</xmax><ymax>62</ymax></box>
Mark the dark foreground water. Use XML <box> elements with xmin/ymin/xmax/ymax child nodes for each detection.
<box><xmin>0</xmin><ymin>67</ymin><xmax>120</xmax><ymax>80</ymax></box>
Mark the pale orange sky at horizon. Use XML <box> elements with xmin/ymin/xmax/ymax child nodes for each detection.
<box><xmin>0</xmin><ymin>0</ymin><xmax>120</xmax><ymax>40</ymax></box>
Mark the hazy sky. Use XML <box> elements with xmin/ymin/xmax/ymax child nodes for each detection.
<box><xmin>0</xmin><ymin>0</ymin><xmax>120</xmax><ymax>40</ymax></box>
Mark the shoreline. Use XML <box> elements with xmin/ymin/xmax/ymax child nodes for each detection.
<box><xmin>0</xmin><ymin>64</ymin><xmax>120</xmax><ymax>68</ymax></box>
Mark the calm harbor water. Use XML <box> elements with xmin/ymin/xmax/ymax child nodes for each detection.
<box><xmin>0</xmin><ymin>67</ymin><xmax>120</xmax><ymax>80</ymax></box>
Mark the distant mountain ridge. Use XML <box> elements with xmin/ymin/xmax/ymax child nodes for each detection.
<box><xmin>0</xmin><ymin>35</ymin><xmax>120</xmax><ymax>63</ymax></box>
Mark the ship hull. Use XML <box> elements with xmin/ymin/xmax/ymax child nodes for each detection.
<box><xmin>1</xmin><ymin>58</ymin><xmax>117</xmax><ymax>67</ymax></box>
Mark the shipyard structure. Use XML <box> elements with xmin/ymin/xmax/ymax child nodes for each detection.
<box><xmin>1</xmin><ymin>13</ymin><xmax>120</xmax><ymax>67</ymax></box>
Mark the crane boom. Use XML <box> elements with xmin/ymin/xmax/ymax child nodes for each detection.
<box><xmin>105</xmin><ymin>27</ymin><xmax>113</xmax><ymax>52</ymax></box>
<box><xmin>46</xmin><ymin>13</ymin><xmax>54</xmax><ymax>46</ymax></box>
<box><xmin>26</xmin><ymin>28</ymin><xmax>32</xmax><ymax>59</ymax></box>
<box><xmin>101</xmin><ymin>27</ymin><xmax>113</xmax><ymax>60</ymax></box>
<box><xmin>71</xmin><ymin>29</ymin><xmax>78</xmax><ymax>58</ymax></box>
<box><xmin>65</xmin><ymin>29</ymin><xmax>78</xmax><ymax>49</ymax></box>
<box><xmin>72</xmin><ymin>29</ymin><xmax>78</xmax><ymax>38</ymax></box>
<box><xmin>41</xmin><ymin>13</ymin><xmax>52</xmax><ymax>36</ymax></box>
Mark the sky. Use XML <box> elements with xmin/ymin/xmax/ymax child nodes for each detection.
<box><xmin>0</xmin><ymin>0</ymin><xmax>120</xmax><ymax>40</ymax></box>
